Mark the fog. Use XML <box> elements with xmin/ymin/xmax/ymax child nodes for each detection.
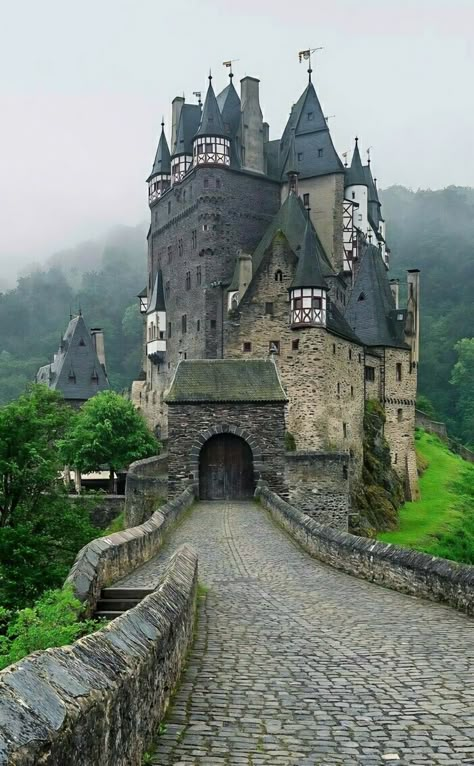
<box><xmin>0</xmin><ymin>0</ymin><xmax>473</xmax><ymax>284</ymax></box>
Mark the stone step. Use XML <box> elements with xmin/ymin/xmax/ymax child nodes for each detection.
<box><xmin>100</xmin><ymin>587</ymin><xmax>154</xmax><ymax>600</ymax></box>
<box><xmin>96</xmin><ymin>598</ymin><xmax>142</xmax><ymax>612</ymax></box>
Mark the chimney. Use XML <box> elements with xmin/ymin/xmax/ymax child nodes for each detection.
<box><xmin>406</xmin><ymin>269</ymin><xmax>420</xmax><ymax>366</ymax></box>
<box><xmin>262</xmin><ymin>121</ymin><xmax>270</xmax><ymax>143</ymax></box>
<box><xmin>90</xmin><ymin>328</ymin><xmax>107</xmax><ymax>372</ymax></box>
<box><xmin>238</xmin><ymin>252</ymin><xmax>253</xmax><ymax>298</ymax></box>
<box><xmin>171</xmin><ymin>96</ymin><xmax>185</xmax><ymax>152</ymax></box>
<box><xmin>240</xmin><ymin>77</ymin><xmax>264</xmax><ymax>174</ymax></box>
<box><xmin>389</xmin><ymin>278</ymin><xmax>399</xmax><ymax>309</ymax></box>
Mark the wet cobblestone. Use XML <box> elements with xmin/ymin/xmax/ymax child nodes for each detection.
<box><xmin>118</xmin><ymin>501</ymin><xmax>474</xmax><ymax>765</ymax></box>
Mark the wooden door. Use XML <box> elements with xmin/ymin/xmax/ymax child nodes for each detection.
<box><xmin>199</xmin><ymin>434</ymin><xmax>254</xmax><ymax>500</ymax></box>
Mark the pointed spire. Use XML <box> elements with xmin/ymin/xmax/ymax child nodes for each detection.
<box><xmin>195</xmin><ymin>75</ymin><xmax>226</xmax><ymax>137</ymax></box>
<box><xmin>148</xmin><ymin>122</ymin><xmax>171</xmax><ymax>181</ymax></box>
<box><xmin>291</xmin><ymin>215</ymin><xmax>328</xmax><ymax>290</ymax></box>
<box><xmin>284</xmin><ymin>128</ymin><xmax>298</xmax><ymax>177</ymax></box>
<box><xmin>345</xmin><ymin>137</ymin><xmax>368</xmax><ymax>188</ymax></box>
<box><xmin>147</xmin><ymin>270</ymin><xmax>166</xmax><ymax>314</ymax></box>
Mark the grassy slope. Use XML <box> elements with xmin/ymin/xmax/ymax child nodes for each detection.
<box><xmin>378</xmin><ymin>430</ymin><xmax>474</xmax><ymax>563</ymax></box>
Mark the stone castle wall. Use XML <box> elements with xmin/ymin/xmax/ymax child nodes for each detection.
<box><xmin>0</xmin><ymin>546</ymin><xmax>198</xmax><ymax>766</ymax></box>
<box><xmin>167</xmin><ymin>401</ymin><xmax>287</xmax><ymax>499</ymax></box>
<box><xmin>125</xmin><ymin>453</ymin><xmax>168</xmax><ymax>527</ymax></box>
<box><xmin>224</xmin><ymin>234</ymin><xmax>365</xmax><ymax>478</ymax></box>
<box><xmin>285</xmin><ymin>451</ymin><xmax>350</xmax><ymax>530</ymax></box>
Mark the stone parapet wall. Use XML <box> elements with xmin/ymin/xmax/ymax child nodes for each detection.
<box><xmin>0</xmin><ymin>546</ymin><xmax>198</xmax><ymax>766</ymax></box>
<box><xmin>67</xmin><ymin>484</ymin><xmax>195</xmax><ymax>616</ymax></box>
<box><xmin>69</xmin><ymin>494</ymin><xmax>125</xmax><ymax>529</ymax></box>
<box><xmin>285</xmin><ymin>451</ymin><xmax>350</xmax><ymax>530</ymax></box>
<box><xmin>416</xmin><ymin>410</ymin><xmax>474</xmax><ymax>464</ymax></box>
<box><xmin>257</xmin><ymin>484</ymin><xmax>474</xmax><ymax>617</ymax></box>
<box><xmin>125</xmin><ymin>453</ymin><xmax>168</xmax><ymax>527</ymax></box>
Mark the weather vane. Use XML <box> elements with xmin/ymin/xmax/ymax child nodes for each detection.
<box><xmin>298</xmin><ymin>47</ymin><xmax>323</xmax><ymax>82</ymax></box>
<box><xmin>193</xmin><ymin>91</ymin><xmax>202</xmax><ymax>106</ymax></box>
<box><xmin>223</xmin><ymin>59</ymin><xmax>239</xmax><ymax>79</ymax></box>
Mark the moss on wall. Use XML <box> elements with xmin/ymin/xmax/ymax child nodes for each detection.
<box><xmin>352</xmin><ymin>399</ymin><xmax>404</xmax><ymax>535</ymax></box>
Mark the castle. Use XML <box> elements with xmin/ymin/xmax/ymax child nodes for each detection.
<box><xmin>132</xmin><ymin>63</ymin><xmax>420</xmax><ymax>526</ymax></box>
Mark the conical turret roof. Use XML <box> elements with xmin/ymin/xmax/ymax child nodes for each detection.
<box><xmin>147</xmin><ymin>123</ymin><xmax>171</xmax><ymax>182</ymax></box>
<box><xmin>345</xmin><ymin>139</ymin><xmax>368</xmax><ymax>187</ymax></box>
<box><xmin>147</xmin><ymin>270</ymin><xmax>166</xmax><ymax>314</ymax></box>
<box><xmin>291</xmin><ymin>216</ymin><xmax>328</xmax><ymax>290</ymax></box>
<box><xmin>195</xmin><ymin>76</ymin><xmax>226</xmax><ymax>137</ymax></box>
<box><xmin>283</xmin><ymin>128</ymin><xmax>298</xmax><ymax>176</ymax></box>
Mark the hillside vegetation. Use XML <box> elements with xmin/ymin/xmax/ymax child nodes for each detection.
<box><xmin>379</xmin><ymin>430</ymin><xmax>474</xmax><ymax>564</ymax></box>
<box><xmin>381</xmin><ymin>185</ymin><xmax>474</xmax><ymax>445</ymax></box>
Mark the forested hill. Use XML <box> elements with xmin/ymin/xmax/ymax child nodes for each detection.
<box><xmin>1</xmin><ymin>188</ymin><xmax>473</xmax><ymax>445</ymax></box>
<box><xmin>381</xmin><ymin>185</ymin><xmax>474</xmax><ymax>445</ymax></box>
<box><xmin>0</xmin><ymin>223</ymin><xmax>147</xmax><ymax>402</ymax></box>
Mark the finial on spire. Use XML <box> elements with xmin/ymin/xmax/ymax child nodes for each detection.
<box><xmin>161</xmin><ymin>116</ymin><xmax>165</xmax><ymax>130</ymax></box>
<box><xmin>298</xmin><ymin>47</ymin><xmax>323</xmax><ymax>83</ymax></box>
<box><xmin>208</xmin><ymin>69</ymin><xmax>212</xmax><ymax>83</ymax></box>
<box><xmin>223</xmin><ymin>59</ymin><xmax>239</xmax><ymax>80</ymax></box>
<box><xmin>355</xmin><ymin>136</ymin><xmax>359</xmax><ymax>144</ymax></box>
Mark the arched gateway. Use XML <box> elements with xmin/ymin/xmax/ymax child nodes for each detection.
<box><xmin>199</xmin><ymin>433</ymin><xmax>254</xmax><ymax>500</ymax></box>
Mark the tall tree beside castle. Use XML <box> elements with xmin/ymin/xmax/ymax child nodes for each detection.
<box><xmin>132</xmin><ymin>62</ymin><xmax>421</xmax><ymax>522</ymax></box>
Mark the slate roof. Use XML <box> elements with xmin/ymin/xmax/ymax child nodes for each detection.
<box><xmin>195</xmin><ymin>78</ymin><xmax>226</xmax><ymax>137</ymax></box>
<box><xmin>147</xmin><ymin>270</ymin><xmax>166</xmax><ymax>313</ymax></box>
<box><xmin>147</xmin><ymin>124</ymin><xmax>171</xmax><ymax>182</ymax></box>
<box><xmin>345</xmin><ymin>140</ymin><xmax>368</xmax><ymax>188</ymax></box>
<box><xmin>279</xmin><ymin>82</ymin><xmax>344</xmax><ymax>180</ymax></box>
<box><xmin>217</xmin><ymin>79</ymin><xmax>241</xmax><ymax>137</ymax></box>
<box><xmin>344</xmin><ymin>245</ymin><xmax>408</xmax><ymax>348</ymax></box>
<box><xmin>252</xmin><ymin>191</ymin><xmax>335</xmax><ymax>279</ymax></box>
<box><xmin>291</xmin><ymin>216</ymin><xmax>328</xmax><ymax>289</ymax></box>
<box><xmin>165</xmin><ymin>359</ymin><xmax>288</xmax><ymax>403</ymax></box>
<box><xmin>172</xmin><ymin>104</ymin><xmax>201</xmax><ymax>156</ymax></box>
<box><xmin>364</xmin><ymin>163</ymin><xmax>382</xmax><ymax>229</ymax></box>
<box><xmin>283</xmin><ymin>128</ymin><xmax>298</xmax><ymax>177</ymax></box>
<box><xmin>35</xmin><ymin>315</ymin><xmax>110</xmax><ymax>401</ymax></box>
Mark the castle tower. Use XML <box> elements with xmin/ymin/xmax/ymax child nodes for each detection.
<box><xmin>345</xmin><ymin>138</ymin><xmax>369</xmax><ymax>236</ymax></box>
<box><xmin>193</xmin><ymin>75</ymin><xmax>231</xmax><ymax>167</ymax></box>
<box><xmin>146</xmin><ymin>270</ymin><xmax>166</xmax><ymax>366</ymax></box>
<box><xmin>147</xmin><ymin>121</ymin><xmax>171</xmax><ymax>205</ymax></box>
<box><xmin>290</xmin><ymin>214</ymin><xmax>328</xmax><ymax>328</ymax></box>
<box><xmin>170</xmin><ymin>103</ymin><xmax>201</xmax><ymax>184</ymax></box>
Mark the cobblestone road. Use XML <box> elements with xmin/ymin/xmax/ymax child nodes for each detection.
<box><xmin>118</xmin><ymin>502</ymin><xmax>474</xmax><ymax>765</ymax></box>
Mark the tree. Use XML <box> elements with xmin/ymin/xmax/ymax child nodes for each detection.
<box><xmin>450</xmin><ymin>338</ymin><xmax>474</xmax><ymax>447</ymax></box>
<box><xmin>0</xmin><ymin>385</ymin><xmax>71</xmax><ymax>528</ymax></box>
<box><xmin>416</xmin><ymin>394</ymin><xmax>438</xmax><ymax>420</ymax></box>
<box><xmin>61</xmin><ymin>391</ymin><xmax>159</xmax><ymax>490</ymax></box>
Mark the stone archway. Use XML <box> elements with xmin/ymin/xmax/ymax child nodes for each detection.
<box><xmin>199</xmin><ymin>433</ymin><xmax>254</xmax><ymax>500</ymax></box>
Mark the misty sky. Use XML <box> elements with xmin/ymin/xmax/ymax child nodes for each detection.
<box><xmin>0</xmin><ymin>0</ymin><xmax>473</xmax><ymax>280</ymax></box>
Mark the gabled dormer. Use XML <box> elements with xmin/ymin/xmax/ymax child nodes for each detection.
<box><xmin>193</xmin><ymin>75</ymin><xmax>230</xmax><ymax>168</ymax></box>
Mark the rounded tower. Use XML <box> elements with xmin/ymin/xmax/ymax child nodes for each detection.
<box><xmin>192</xmin><ymin>74</ymin><xmax>230</xmax><ymax>168</ymax></box>
<box><xmin>147</xmin><ymin>121</ymin><xmax>171</xmax><ymax>204</ymax></box>
<box><xmin>344</xmin><ymin>138</ymin><xmax>369</xmax><ymax>235</ymax></box>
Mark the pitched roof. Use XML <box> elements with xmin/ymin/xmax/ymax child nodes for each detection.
<box><xmin>345</xmin><ymin>140</ymin><xmax>368</xmax><ymax>187</ymax></box>
<box><xmin>217</xmin><ymin>79</ymin><xmax>241</xmax><ymax>136</ymax></box>
<box><xmin>252</xmin><ymin>191</ymin><xmax>335</xmax><ymax>279</ymax></box>
<box><xmin>35</xmin><ymin>315</ymin><xmax>110</xmax><ymax>401</ymax></box>
<box><xmin>291</xmin><ymin>216</ymin><xmax>328</xmax><ymax>289</ymax></box>
<box><xmin>147</xmin><ymin>270</ymin><xmax>165</xmax><ymax>313</ymax></box>
<box><xmin>364</xmin><ymin>163</ymin><xmax>382</xmax><ymax>230</ymax></box>
<box><xmin>165</xmin><ymin>359</ymin><xmax>288</xmax><ymax>403</ymax></box>
<box><xmin>195</xmin><ymin>78</ymin><xmax>226</xmax><ymax>137</ymax></box>
<box><xmin>344</xmin><ymin>245</ymin><xmax>408</xmax><ymax>348</ymax></box>
<box><xmin>147</xmin><ymin>124</ymin><xmax>171</xmax><ymax>182</ymax></box>
<box><xmin>283</xmin><ymin>128</ymin><xmax>298</xmax><ymax>176</ymax></box>
<box><xmin>172</xmin><ymin>104</ymin><xmax>201</xmax><ymax>156</ymax></box>
<box><xmin>279</xmin><ymin>82</ymin><xmax>344</xmax><ymax>179</ymax></box>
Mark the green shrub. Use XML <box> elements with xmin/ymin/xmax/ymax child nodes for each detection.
<box><xmin>284</xmin><ymin>431</ymin><xmax>296</xmax><ymax>452</ymax></box>
<box><xmin>0</xmin><ymin>587</ymin><xmax>100</xmax><ymax>670</ymax></box>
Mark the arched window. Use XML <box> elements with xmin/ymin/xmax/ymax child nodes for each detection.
<box><xmin>275</xmin><ymin>269</ymin><xmax>283</xmax><ymax>282</ymax></box>
<box><xmin>357</xmin><ymin>292</ymin><xmax>365</xmax><ymax>301</ymax></box>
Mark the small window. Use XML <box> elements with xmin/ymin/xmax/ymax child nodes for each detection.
<box><xmin>333</xmin><ymin>343</ymin><xmax>336</xmax><ymax>355</ymax></box>
<box><xmin>358</xmin><ymin>292</ymin><xmax>365</xmax><ymax>301</ymax></box>
<box><xmin>185</xmin><ymin>271</ymin><xmax>191</xmax><ymax>290</ymax></box>
<box><xmin>269</xmin><ymin>340</ymin><xmax>280</xmax><ymax>355</ymax></box>
<box><xmin>343</xmin><ymin>422</ymin><xmax>347</xmax><ymax>438</ymax></box>
<box><xmin>292</xmin><ymin>339</ymin><xmax>299</xmax><ymax>351</ymax></box>
<box><xmin>167</xmin><ymin>201</ymin><xmax>171</xmax><ymax>214</ymax></box>
<box><xmin>210</xmin><ymin>319</ymin><xmax>216</xmax><ymax>330</ymax></box>
<box><xmin>184</xmin><ymin>352</ymin><xmax>187</xmax><ymax>360</ymax></box>
<box><xmin>365</xmin><ymin>366</ymin><xmax>375</xmax><ymax>382</ymax></box>
<box><xmin>167</xmin><ymin>321</ymin><xmax>171</xmax><ymax>338</ymax></box>
<box><xmin>397</xmin><ymin>408</ymin><xmax>403</xmax><ymax>422</ymax></box>
<box><xmin>337</xmin><ymin>382</ymin><xmax>341</xmax><ymax>395</ymax></box>
<box><xmin>303</xmin><ymin>193</ymin><xmax>310</xmax><ymax>208</ymax></box>
<box><xmin>349</xmin><ymin>348</ymin><xmax>352</xmax><ymax>360</ymax></box>
<box><xmin>79</xmin><ymin>338</ymin><xmax>86</xmax><ymax>347</ymax></box>
<box><xmin>358</xmin><ymin>353</ymin><xmax>361</xmax><ymax>363</ymax></box>
<box><xmin>358</xmin><ymin>214</ymin><xmax>363</xmax><ymax>222</ymax></box>
<box><xmin>178</xmin><ymin>238</ymin><xmax>183</xmax><ymax>257</ymax></box>
<box><xmin>318</xmin><ymin>148</ymin><xmax>323</xmax><ymax>158</ymax></box>
<box><xmin>159</xmin><ymin>330</ymin><xmax>164</xmax><ymax>340</ymax></box>
<box><xmin>167</xmin><ymin>245</ymin><xmax>172</xmax><ymax>263</ymax></box>
<box><xmin>342</xmin><ymin>465</ymin><xmax>348</xmax><ymax>480</ymax></box>
<box><xmin>274</xmin><ymin>269</ymin><xmax>283</xmax><ymax>282</ymax></box>
<box><xmin>307</xmin><ymin>111</ymin><xmax>314</xmax><ymax>121</ymax></box>
<box><xmin>202</xmin><ymin>224</ymin><xmax>209</xmax><ymax>232</ymax></box>
<box><xmin>243</xmin><ymin>341</ymin><xmax>252</xmax><ymax>353</ymax></box>
<box><xmin>196</xmin><ymin>265</ymin><xmax>202</xmax><ymax>285</ymax></box>
<box><xmin>351</xmin><ymin>386</ymin><xmax>354</xmax><ymax>398</ymax></box>
<box><xmin>265</xmin><ymin>302</ymin><xmax>274</xmax><ymax>315</ymax></box>
<box><xmin>197</xmin><ymin>319</ymin><xmax>200</xmax><ymax>331</ymax></box>
<box><xmin>192</xmin><ymin>229</ymin><xmax>197</xmax><ymax>249</ymax></box>
<box><xmin>352</xmin><ymin>191</ymin><xmax>356</xmax><ymax>200</ymax></box>
<box><xmin>394</xmin><ymin>453</ymin><xmax>398</xmax><ymax>465</ymax></box>
<box><xmin>297</xmin><ymin>152</ymin><xmax>303</xmax><ymax>161</ymax></box>
<box><xmin>181</xmin><ymin>314</ymin><xmax>187</xmax><ymax>334</ymax></box>
<box><xmin>396</xmin><ymin>362</ymin><xmax>402</xmax><ymax>382</ymax></box>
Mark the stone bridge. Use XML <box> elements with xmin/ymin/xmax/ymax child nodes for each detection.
<box><xmin>0</xmin><ymin>489</ymin><xmax>473</xmax><ymax>765</ymax></box>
